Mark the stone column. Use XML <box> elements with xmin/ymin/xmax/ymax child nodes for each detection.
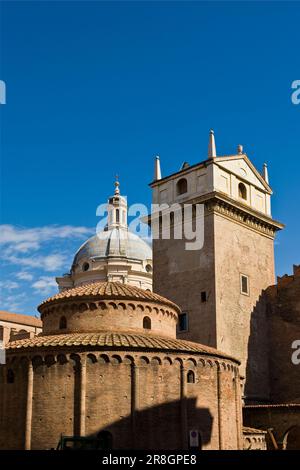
<box><xmin>25</xmin><ymin>359</ymin><xmax>33</xmax><ymax>450</ymax></box>
<box><xmin>79</xmin><ymin>356</ymin><xmax>87</xmax><ymax>436</ymax></box>
<box><xmin>131</xmin><ymin>363</ymin><xmax>139</xmax><ymax>448</ymax></box>
<box><xmin>216</xmin><ymin>365</ymin><xmax>223</xmax><ymax>450</ymax></box>
<box><xmin>2</xmin><ymin>326</ymin><xmax>10</xmax><ymax>346</ymax></box>
<box><xmin>180</xmin><ymin>365</ymin><xmax>188</xmax><ymax>449</ymax></box>
<box><xmin>234</xmin><ymin>369</ymin><xmax>243</xmax><ymax>450</ymax></box>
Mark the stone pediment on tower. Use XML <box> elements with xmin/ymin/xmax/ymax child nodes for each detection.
<box><xmin>211</xmin><ymin>153</ymin><xmax>273</xmax><ymax>217</ymax></box>
<box><xmin>215</xmin><ymin>154</ymin><xmax>272</xmax><ymax>194</ymax></box>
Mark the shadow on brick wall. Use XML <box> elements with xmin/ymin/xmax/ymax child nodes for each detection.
<box><xmin>86</xmin><ymin>397</ymin><xmax>213</xmax><ymax>450</ymax></box>
<box><xmin>244</xmin><ymin>292</ymin><xmax>270</xmax><ymax>404</ymax></box>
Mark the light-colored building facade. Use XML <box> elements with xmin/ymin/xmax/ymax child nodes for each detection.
<box><xmin>242</xmin><ymin>427</ymin><xmax>267</xmax><ymax>450</ymax></box>
<box><xmin>0</xmin><ymin>311</ymin><xmax>42</xmax><ymax>346</ymax></box>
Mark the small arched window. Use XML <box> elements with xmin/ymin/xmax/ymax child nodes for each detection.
<box><xmin>238</xmin><ymin>182</ymin><xmax>247</xmax><ymax>200</ymax></box>
<box><xmin>187</xmin><ymin>370</ymin><xmax>195</xmax><ymax>383</ymax></box>
<box><xmin>116</xmin><ymin>209</ymin><xmax>120</xmax><ymax>223</ymax></box>
<box><xmin>7</xmin><ymin>369</ymin><xmax>15</xmax><ymax>384</ymax></box>
<box><xmin>59</xmin><ymin>316</ymin><xmax>67</xmax><ymax>330</ymax></box>
<box><xmin>176</xmin><ymin>178</ymin><xmax>188</xmax><ymax>196</ymax></box>
<box><xmin>82</xmin><ymin>262</ymin><xmax>89</xmax><ymax>272</ymax></box>
<box><xmin>143</xmin><ymin>316</ymin><xmax>151</xmax><ymax>330</ymax></box>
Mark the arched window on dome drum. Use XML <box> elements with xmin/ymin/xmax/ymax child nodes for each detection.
<box><xmin>116</xmin><ymin>209</ymin><xmax>120</xmax><ymax>223</ymax></box>
<box><xmin>187</xmin><ymin>370</ymin><xmax>195</xmax><ymax>384</ymax></box>
<box><xmin>176</xmin><ymin>178</ymin><xmax>188</xmax><ymax>196</ymax></box>
<box><xmin>143</xmin><ymin>316</ymin><xmax>151</xmax><ymax>330</ymax></box>
<box><xmin>238</xmin><ymin>182</ymin><xmax>247</xmax><ymax>200</ymax></box>
<box><xmin>59</xmin><ymin>316</ymin><xmax>67</xmax><ymax>330</ymax></box>
<box><xmin>7</xmin><ymin>369</ymin><xmax>15</xmax><ymax>384</ymax></box>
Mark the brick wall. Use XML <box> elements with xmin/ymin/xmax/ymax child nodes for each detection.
<box><xmin>0</xmin><ymin>350</ymin><xmax>242</xmax><ymax>450</ymax></box>
<box><xmin>265</xmin><ymin>266</ymin><xmax>300</xmax><ymax>404</ymax></box>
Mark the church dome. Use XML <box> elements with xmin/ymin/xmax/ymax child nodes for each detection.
<box><xmin>56</xmin><ymin>179</ymin><xmax>153</xmax><ymax>292</ymax></box>
<box><xmin>72</xmin><ymin>228</ymin><xmax>152</xmax><ymax>268</ymax></box>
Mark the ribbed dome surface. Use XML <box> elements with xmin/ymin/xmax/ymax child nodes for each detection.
<box><xmin>6</xmin><ymin>331</ymin><xmax>238</xmax><ymax>362</ymax></box>
<box><xmin>73</xmin><ymin>228</ymin><xmax>152</xmax><ymax>266</ymax></box>
<box><xmin>38</xmin><ymin>281</ymin><xmax>179</xmax><ymax>311</ymax></box>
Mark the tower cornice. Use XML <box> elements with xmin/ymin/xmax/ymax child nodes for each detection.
<box><xmin>197</xmin><ymin>191</ymin><xmax>284</xmax><ymax>237</ymax></box>
<box><xmin>146</xmin><ymin>191</ymin><xmax>284</xmax><ymax>238</ymax></box>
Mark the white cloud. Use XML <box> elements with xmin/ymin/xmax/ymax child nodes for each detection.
<box><xmin>3</xmin><ymin>302</ymin><xmax>22</xmax><ymax>312</ymax></box>
<box><xmin>43</xmin><ymin>254</ymin><xmax>68</xmax><ymax>271</ymax></box>
<box><xmin>32</xmin><ymin>276</ymin><xmax>58</xmax><ymax>294</ymax></box>
<box><xmin>10</xmin><ymin>241</ymin><xmax>40</xmax><ymax>253</ymax></box>
<box><xmin>5</xmin><ymin>253</ymin><xmax>67</xmax><ymax>272</ymax></box>
<box><xmin>16</xmin><ymin>272</ymin><xmax>34</xmax><ymax>281</ymax></box>
<box><xmin>0</xmin><ymin>224</ymin><xmax>93</xmax><ymax>310</ymax></box>
<box><xmin>0</xmin><ymin>224</ymin><xmax>93</xmax><ymax>273</ymax></box>
<box><xmin>4</xmin><ymin>293</ymin><xmax>26</xmax><ymax>302</ymax></box>
<box><xmin>1</xmin><ymin>293</ymin><xmax>27</xmax><ymax>313</ymax></box>
<box><xmin>0</xmin><ymin>280</ymin><xmax>19</xmax><ymax>290</ymax></box>
<box><xmin>0</xmin><ymin>224</ymin><xmax>93</xmax><ymax>246</ymax></box>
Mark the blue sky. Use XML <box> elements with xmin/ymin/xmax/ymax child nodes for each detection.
<box><xmin>0</xmin><ymin>1</ymin><xmax>299</xmax><ymax>316</ymax></box>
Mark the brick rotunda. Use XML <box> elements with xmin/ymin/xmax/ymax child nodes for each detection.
<box><xmin>0</xmin><ymin>282</ymin><xmax>242</xmax><ymax>450</ymax></box>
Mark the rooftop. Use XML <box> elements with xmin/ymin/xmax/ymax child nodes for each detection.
<box><xmin>38</xmin><ymin>281</ymin><xmax>180</xmax><ymax>312</ymax></box>
<box><xmin>6</xmin><ymin>330</ymin><xmax>239</xmax><ymax>362</ymax></box>
<box><xmin>0</xmin><ymin>310</ymin><xmax>42</xmax><ymax>328</ymax></box>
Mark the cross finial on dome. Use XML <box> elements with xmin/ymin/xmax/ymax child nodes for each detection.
<box><xmin>114</xmin><ymin>174</ymin><xmax>120</xmax><ymax>195</ymax></box>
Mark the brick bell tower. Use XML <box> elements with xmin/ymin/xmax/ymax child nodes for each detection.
<box><xmin>149</xmin><ymin>130</ymin><xmax>284</xmax><ymax>402</ymax></box>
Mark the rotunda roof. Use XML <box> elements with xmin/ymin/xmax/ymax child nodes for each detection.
<box><xmin>6</xmin><ymin>331</ymin><xmax>239</xmax><ymax>363</ymax></box>
<box><xmin>38</xmin><ymin>281</ymin><xmax>179</xmax><ymax>312</ymax></box>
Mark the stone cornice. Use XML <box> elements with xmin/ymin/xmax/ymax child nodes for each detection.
<box><xmin>189</xmin><ymin>192</ymin><xmax>284</xmax><ymax>238</ymax></box>
<box><xmin>179</xmin><ymin>191</ymin><xmax>284</xmax><ymax>237</ymax></box>
<box><xmin>146</xmin><ymin>191</ymin><xmax>284</xmax><ymax>238</ymax></box>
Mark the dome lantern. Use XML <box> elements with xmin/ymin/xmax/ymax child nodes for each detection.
<box><xmin>107</xmin><ymin>176</ymin><xmax>128</xmax><ymax>230</ymax></box>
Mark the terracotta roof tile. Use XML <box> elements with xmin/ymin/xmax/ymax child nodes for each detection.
<box><xmin>38</xmin><ymin>281</ymin><xmax>180</xmax><ymax>312</ymax></box>
<box><xmin>0</xmin><ymin>310</ymin><xmax>42</xmax><ymax>328</ymax></box>
<box><xmin>6</xmin><ymin>331</ymin><xmax>239</xmax><ymax>362</ymax></box>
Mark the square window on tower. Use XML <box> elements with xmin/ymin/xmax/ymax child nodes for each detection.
<box><xmin>201</xmin><ymin>291</ymin><xmax>207</xmax><ymax>303</ymax></box>
<box><xmin>240</xmin><ymin>274</ymin><xmax>250</xmax><ymax>296</ymax></box>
